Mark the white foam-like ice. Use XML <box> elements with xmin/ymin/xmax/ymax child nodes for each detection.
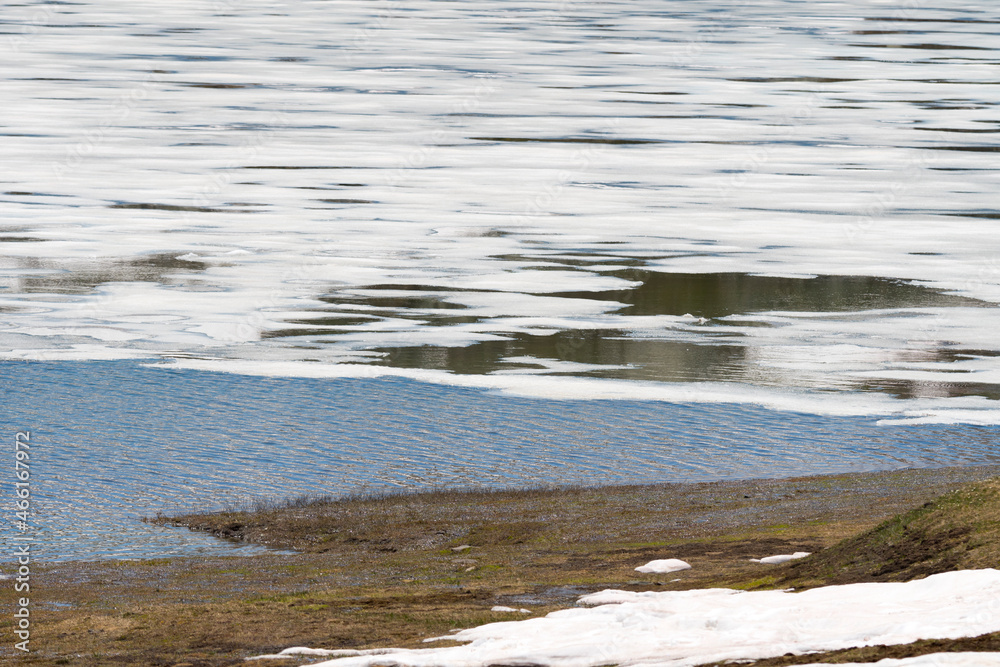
<box><xmin>152</xmin><ymin>357</ymin><xmax>1000</xmax><ymax>424</ymax></box>
<box><xmin>2</xmin><ymin>0</ymin><xmax>1000</xmax><ymax>422</ymax></box>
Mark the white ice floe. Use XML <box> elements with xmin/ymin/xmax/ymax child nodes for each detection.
<box><xmin>152</xmin><ymin>357</ymin><xmax>1000</xmax><ymax>426</ymax></box>
<box><xmin>3</xmin><ymin>0</ymin><xmax>1000</xmax><ymax>424</ymax></box>
<box><xmin>751</xmin><ymin>552</ymin><xmax>811</xmax><ymax>565</ymax></box>
<box><xmin>635</xmin><ymin>559</ymin><xmax>692</xmax><ymax>574</ymax></box>
<box><xmin>268</xmin><ymin>569</ymin><xmax>1000</xmax><ymax>667</ymax></box>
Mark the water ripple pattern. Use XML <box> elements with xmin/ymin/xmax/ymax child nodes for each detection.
<box><xmin>1</xmin><ymin>360</ymin><xmax>999</xmax><ymax>561</ymax></box>
<box><xmin>0</xmin><ymin>1</ymin><xmax>999</xmax><ymax>421</ymax></box>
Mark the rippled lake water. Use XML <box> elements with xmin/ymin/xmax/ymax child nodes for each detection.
<box><xmin>3</xmin><ymin>360</ymin><xmax>1000</xmax><ymax>562</ymax></box>
<box><xmin>2</xmin><ymin>0</ymin><xmax>1000</xmax><ymax>559</ymax></box>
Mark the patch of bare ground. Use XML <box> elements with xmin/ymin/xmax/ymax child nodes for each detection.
<box><xmin>700</xmin><ymin>632</ymin><xmax>1000</xmax><ymax>666</ymax></box>
<box><xmin>2</xmin><ymin>465</ymin><xmax>999</xmax><ymax>666</ymax></box>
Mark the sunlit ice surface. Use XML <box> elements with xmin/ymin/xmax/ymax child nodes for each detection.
<box><xmin>1</xmin><ymin>0</ymin><xmax>1000</xmax><ymax>428</ymax></box>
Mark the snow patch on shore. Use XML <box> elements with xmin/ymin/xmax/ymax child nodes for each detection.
<box><xmin>635</xmin><ymin>558</ymin><xmax>692</xmax><ymax>574</ymax></box>
<box><xmin>262</xmin><ymin>569</ymin><xmax>1000</xmax><ymax>667</ymax></box>
<box><xmin>751</xmin><ymin>551</ymin><xmax>811</xmax><ymax>564</ymax></box>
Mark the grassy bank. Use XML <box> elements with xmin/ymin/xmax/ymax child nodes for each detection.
<box><xmin>4</xmin><ymin>465</ymin><xmax>1000</xmax><ymax>666</ymax></box>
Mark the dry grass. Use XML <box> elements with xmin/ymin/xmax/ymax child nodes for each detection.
<box><xmin>780</xmin><ymin>476</ymin><xmax>1000</xmax><ymax>587</ymax></box>
<box><xmin>153</xmin><ymin>467</ymin><xmax>1000</xmax><ymax>555</ymax></box>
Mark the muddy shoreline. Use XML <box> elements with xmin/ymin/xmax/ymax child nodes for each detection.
<box><xmin>7</xmin><ymin>464</ymin><xmax>1000</xmax><ymax>666</ymax></box>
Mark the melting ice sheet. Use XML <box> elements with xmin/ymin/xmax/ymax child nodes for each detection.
<box><xmin>2</xmin><ymin>0</ymin><xmax>1000</xmax><ymax>422</ymax></box>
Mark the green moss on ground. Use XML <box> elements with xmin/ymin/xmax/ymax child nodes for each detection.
<box><xmin>781</xmin><ymin>477</ymin><xmax>1000</xmax><ymax>588</ymax></box>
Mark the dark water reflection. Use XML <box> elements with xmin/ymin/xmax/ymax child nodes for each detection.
<box><xmin>371</xmin><ymin>333</ymin><xmax>1000</xmax><ymax>401</ymax></box>
<box><xmin>374</xmin><ymin>331</ymin><xmax>746</xmax><ymax>382</ymax></box>
<box><xmin>264</xmin><ymin>271</ymin><xmax>995</xmax><ymax>397</ymax></box>
<box><xmin>552</xmin><ymin>271</ymin><xmax>985</xmax><ymax>318</ymax></box>
<box><xmin>0</xmin><ymin>254</ymin><xmax>209</xmax><ymax>294</ymax></box>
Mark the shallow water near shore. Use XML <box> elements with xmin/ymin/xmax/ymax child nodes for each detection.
<box><xmin>2</xmin><ymin>359</ymin><xmax>1000</xmax><ymax>561</ymax></box>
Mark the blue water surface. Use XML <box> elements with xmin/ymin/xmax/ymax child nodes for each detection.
<box><xmin>1</xmin><ymin>360</ymin><xmax>999</xmax><ymax>561</ymax></box>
